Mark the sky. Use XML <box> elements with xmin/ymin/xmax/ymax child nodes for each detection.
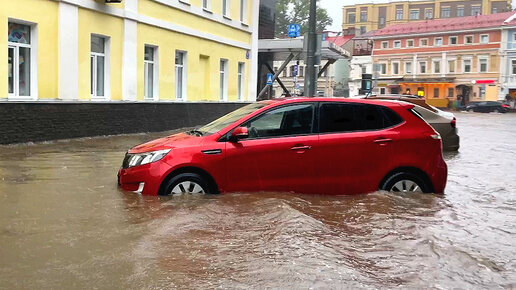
<box><xmin>319</xmin><ymin>0</ymin><xmax>516</xmax><ymax>32</ymax></box>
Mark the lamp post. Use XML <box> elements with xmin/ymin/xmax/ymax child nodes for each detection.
<box><xmin>304</xmin><ymin>0</ymin><xmax>317</xmax><ymax>97</ymax></box>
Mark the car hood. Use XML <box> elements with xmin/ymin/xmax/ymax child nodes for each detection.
<box><xmin>128</xmin><ymin>132</ymin><xmax>204</xmax><ymax>154</ymax></box>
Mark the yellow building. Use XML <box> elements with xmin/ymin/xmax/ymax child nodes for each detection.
<box><xmin>342</xmin><ymin>0</ymin><xmax>511</xmax><ymax>35</ymax></box>
<box><xmin>2</xmin><ymin>0</ymin><xmax>259</xmax><ymax>102</ymax></box>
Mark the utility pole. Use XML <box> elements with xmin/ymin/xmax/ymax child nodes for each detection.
<box><xmin>304</xmin><ymin>0</ymin><xmax>317</xmax><ymax>97</ymax></box>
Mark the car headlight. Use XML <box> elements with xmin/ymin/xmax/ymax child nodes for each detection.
<box><xmin>125</xmin><ymin>149</ymin><xmax>171</xmax><ymax>168</ymax></box>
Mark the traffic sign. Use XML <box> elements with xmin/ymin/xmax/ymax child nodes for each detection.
<box><xmin>266</xmin><ymin>73</ymin><xmax>274</xmax><ymax>85</ymax></box>
<box><xmin>288</xmin><ymin>24</ymin><xmax>301</xmax><ymax>38</ymax></box>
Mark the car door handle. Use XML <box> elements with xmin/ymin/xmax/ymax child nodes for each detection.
<box><xmin>374</xmin><ymin>138</ymin><xmax>393</xmax><ymax>144</ymax></box>
<box><xmin>291</xmin><ymin>145</ymin><xmax>312</xmax><ymax>151</ymax></box>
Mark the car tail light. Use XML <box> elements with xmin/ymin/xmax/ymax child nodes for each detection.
<box><xmin>501</xmin><ymin>104</ymin><xmax>510</xmax><ymax>108</ymax></box>
<box><xmin>450</xmin><ymin>117</ymin><xmax>456</xmax><ymax>128</ymax></box>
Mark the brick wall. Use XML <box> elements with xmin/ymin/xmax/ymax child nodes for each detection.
<box><xmin>0</xmin><ymin>102</ymin><xmax>248</xmax><ymax>144</ymax></box>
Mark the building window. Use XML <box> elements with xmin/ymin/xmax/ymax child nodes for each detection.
<box><xmin>8</xmin><ymin>22</ymin><xmax>33</xmax><ymax>98</ymax></box>
<box><xmin>361</xmin><ymin>65</ymin><xmax>367</xmax><ymax>74</ymax></box>
<box><xmin>457</xmin><ymin>6</ymin><xmax>464</xmax><ymax>17</ymax></box>
<box><xmin>478</xmin><ymin>58</ymin><xmax>488</xmax><ymax>72</ymax></box>
<box><xmin>419</xmin><ymin>61</ymin><xmax>427</xmax><ymax>74</ymax></box>
<box><xmin>219</xmin><ymin>59</ymin><xmax>228</xmax><ymax>100</ymax></box>
<box><xmin>449</xmin><ymin>36</ymin><xmax>458</xmax><ymax>45</ymax></box>
<box><xmin>479</xmin><ymin>86</ymin><xmax>486</xmax><ymax>99</ymax></box>
<box><xmin>175</xmin><ymin>51</ymin><xmax>187</xmax><ymax>100</ymax></box>
<box><xmin>360</xmin><ymin>11</ymin><xmax>368</xmax><ymax>22</ymax></box>
<box><xmin>434</xmin><ymin>37</ymin><xmax>443</xmax><ymax>46</ymax></box>
<box><xmin>405</xmin><ymin>61</ymin><xmax>412</xmax><ymax>74</ymax></box>
<box><xmin>91</xmin><ymin>35</ymin><xmax>107</xmax><ymax>99</ymax></box>
<box><xmin>410</xmin><ymin>9</ymin><xmax>420</xmax><ymax>20</ymax></box>
<box><xmin>492</xmin><ymin>7</ymin><xmax>497</xmax><ymax>13</ymax></box>
<box><xmin>380</xmin><ymin>87</ymin><xmax>386</xmax><ymax>94</ymax></box>
<box><xmin>448</xmin><ymin>60</ymin><xmax>456</xmax><ymax>73</ymax></box>
<box><xmin>380</xmin><ymin>63</ymin><xmax>387</xmax><ymax>75</ymax></box>
<box><xmin>360</xmin><ymin>26</ymin><xmax>367</xmax><ymax>35</ymax></box>
<box><xmin>381</xmin><ymin>41</ymin><xmax>388</xmax><ymax>49</ymax></box>
<box><xmin>480</xmin><ymin>34</ymin><xmax>489</xmax><ymax>43</ymax></box>
<box><xmin>448</xmin><ymin>88</ymin><xmax>454</xmax><ymax>98</ymax></box>
<box><xmin>144</xmin><ymin>46</ymin><xmax>158</xmax><ymax>100</ymax></box>
<box><xmin>425</xmin><ymin>8</ymin><xmax>433</xmax><ymax>19</ymax></box>
<box><xmin>407</xmin><ymin>39</ymin><xmax>414</xmax><ymax>47</ymax></box>
<box><xmin>348</xmin><ymin>13</ymin><xmax>356</xmax><ymax>24</ymax></box>
<box><xmin>237</xmin><ymin>62</ymin><xmax>245</xmax><ymax>100</ymax></box>
<box><xmin>240</xmin><ymin>0</ymin><xmax>247</xmax><ymax>22</ymax></box>
<box><xmin>465</xmin><ymin>35</ymin><xmax>473</xmax><ymax>44</ymax></box>
<box><xmin>393</xmin><ymin>40</ymin><xmax>401</xmax><ymax>48</ymax></box>
<box><xmin>512</xmin><ymin>59</ymin><xmax>516</xmax><ymax>75</ymax></box>
<box><xmin>290</xmin><ymin>65</ymin><xmax>296</xmax><ymax>77</ymax></box>
<box><xmin>222</xmin><ymin>0</ymin><xmax>230</xmax><ymax>17</ymax></box>
<box><xmin>433</xmin><ymin>88</ymin><xmax>439</xmax><ymax>98</ymax></box>
<box><xmin>433</xmin><ymin>60</ymin><xmax>441</xmax><ymax>74</ymax></box>
<box><xmin>441</xmin><ymin>7</ymin><xmax>451</xmax><ymax>18</ymax></box>
<box><xmin>299</xmin><ymin>66</ymin><xmax>304</xmax><ymax>77</ymax></box>
<box><xmin>203</xmin><ymin>0</ymin><xmax>210</xmax><ymax>10</ymax></box>
<box><xmin>471</xmin><ymin>5</ymin><xmax>481</xmax><ymax>16</ymax></box>
<box><xmin>396</xmin><ymin>9</ymin><xmax>403</xmax><ymax>20</ymax></box>
<box><xmin>379</xmin><ymin>17</ymin><xmax>386</xmax><ymax>27</ymax></box>
<box><xmin>420</xmin><ymin>38</ymin><xmax>428</xmax><ymax>46</ymax></box>
<box><xmin>282</xmin><ymin>68</ymin><xmax>287</xmax><ymax>77</ymax></box>
<box><xmin>463</xmin><ymin>59</ymin><xmax>472</xmax><ymax>73</ymax></box>
<box><xmin>392</xmin><ymin>62</ymin><xmax>400</xmax><ymax>75</ymax></box>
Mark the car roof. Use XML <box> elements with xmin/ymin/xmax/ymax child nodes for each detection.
<box><xmin>260</xmin><ymin>97</ymin><xmax>408</xmax><ymax>109</ymax></box>
<box><xmin>364</xmin><ymin>95</ymin><xmax>437</xmax><ymax>112</ymax></box>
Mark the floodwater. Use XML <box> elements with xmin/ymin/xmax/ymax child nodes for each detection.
<box><xmin>0</xmin><ymin>112</ymin><xmax>515</xmax><ymax>289</ymax></box>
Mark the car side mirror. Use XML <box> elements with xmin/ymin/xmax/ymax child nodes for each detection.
<box><xmin>230</xmin><ymin>127</ymin><xmax>249</xmax><ymax>141</ymax></box>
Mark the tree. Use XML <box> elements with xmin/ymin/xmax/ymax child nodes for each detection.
<box><xmin>275</xmin><ymin>0</ymin><xmax>333</xmax><ymax>38</ymax></box>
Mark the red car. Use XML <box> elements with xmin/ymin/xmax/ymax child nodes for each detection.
<box><xmin>118</xmin><ymin>98</ymin><xmax>447</xmax><ymax>196</ymax></box>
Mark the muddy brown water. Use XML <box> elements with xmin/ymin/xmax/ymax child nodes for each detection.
<box><xmin>0</xmin><ymin>112</ymin><xmax>515</xmax><ymax>289</ymax></box>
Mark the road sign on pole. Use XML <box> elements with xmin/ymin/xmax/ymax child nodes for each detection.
<box><xmin>288</xmin><ymin>24</ymin><xmax>301</xmax><ymax>38</ymax></box>
<box><xmin>266</xmin><ymin>73</ymin><xmax>274</xmax><ymax>85</ymax></box>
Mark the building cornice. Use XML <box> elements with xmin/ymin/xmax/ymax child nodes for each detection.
<box><xmin>371</xmin><ymin>27</ymin><xmax>504</xmax><ymax>39</ymax></box>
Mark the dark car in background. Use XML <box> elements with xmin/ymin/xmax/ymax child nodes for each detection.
<box><xmin>465</xmin><ymin>101</ymin><xmax>510</xmax><ymax>113</ymax></box>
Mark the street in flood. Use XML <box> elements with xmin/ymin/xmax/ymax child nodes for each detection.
<box><xmin>0</xmin><ymin>112</ymin><xmax>515</xmax><ymax>289</ymax></box>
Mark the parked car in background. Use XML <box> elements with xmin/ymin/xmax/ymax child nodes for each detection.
<box><xmin>464</xmin><ymin>101</ymin><xmax>510</xmax><ymax>113</ymax></box>
<box><xmin>118</xmin><ymin>98</ymin><xmax>448</xmax><ymax>196</ymax></box>
<box><xmin>364</xmin><ymin>95</ymin><xmax>460</xmax><ymax>151</ymax></box>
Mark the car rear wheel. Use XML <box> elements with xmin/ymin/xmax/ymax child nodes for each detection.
<box><xmin>163</xmin><ymin>173</ymin><xmax>211</xmax><ymax>196</ymax></box>
<box><xmin>381</xmin><ymin>172</ymin><xmax>432</xmax><ymax>193</ymax></box>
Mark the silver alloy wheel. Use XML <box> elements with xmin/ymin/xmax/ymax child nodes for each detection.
<box><xmin>170</xmin><ymin>181</ymin><xmax>206</xmax><ymax>195</ymax></box>
<box><xmin>390</xmin><ymin>180</ymin><xmax>423</xmax><ymax>193</ymax></box>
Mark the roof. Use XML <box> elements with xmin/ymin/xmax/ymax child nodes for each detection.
<box><xmin>326</xmin><ymin>35</ymin><xmax>354</xmax><ymax>47</ymax></box>
<box><xmin>369</xmin><ymin>11</ymin><xmax>516</xmax><ymax>37</ymax></box>
<box><xmin>258</xmin><ymin>38</ymin><xmax>350</xmax><ymax>60</ymax></box>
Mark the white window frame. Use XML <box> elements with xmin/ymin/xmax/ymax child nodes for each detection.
<box><xmin>471</xmin><ymin>5</ymin><xmax>481</xmax><ymax>16</ymax></box>
<box><xmin>419</xmin><ymin>61</ymin><xmax>427</xmax><ymax>74</ymax></box>
<box><xmin>7</xmin><ymin>19</ymin><xmax>38</xmax><ymax>101</ymax></box>
<box><xmin>144</xmin><ymin>45</ymin><xmax>159</xmax><ymax>101</ymax></box>
<box><xmin>447</xmin><ymin>59</ymin><xmax>456</xmax><ymax>73</ymax></box>
<box><xmin>480</xmin><ymin>34</ymin><xmax>489</xmax><ymax>44</ymax></box>
<box><xmin>424</xmin><ymin>8</ymin><xmax>433</xmax><ymax>19</ymax></box>
<box><xmin>464</xmin><ymin>35</ymin><xmax>474</xmax><ymax>45</ymax></box>
<box><xmin>90</xmin><ymin>34</ymin><xmax>110</xmax><ymax>101</ymax></box>
<box><xmin>478</xmin><ymin>57</ymin><xmax>489</xmax><ymax>73</ymax></box>
<box><xmin>419</xmin><ymin>38</ymin><xmax>429</xmax><ymax>47</ymax></box>
<box><xmin>396</xmin><ymin>9</ymin><xmax>403</xmax><ymax>20</ymax></box>
<box><xmin>462</xmin><ymin>58</ymin><xmax>472</xmax><ymax>73</ymax></box>
<box><xmin>239</xmin><ymin>0</ymin><xmax>248</xmax><ymax>23</ymax></box>
<box><xmin>392</xmin><ymin>61</ymin><xmax>400</xmax><ymax>75</ymax></box>
<box><xmin>381</xmin><ymin>41</ymin><xmax>389</xmax><ymax>49</ymax></box>
<box><xmin>441</xmin><ymin>6</ymin><xmax>451</xmax><ymax>18</ymax></box>
<box><xmin>434</xmin><ymin>37</ymin><xmax>443</xmax><ymax>46</ymax></box>
<box><xmin>406</xmin><ymin>39</ymin><xmax>414</xmax><ymax>48</ymax></box>
<box><xmin>410</xmin><ymin>9</ymin><xmax>420</xmax><ymax>20</ymax></box>
<box><xmin>202</xmin><ymin>0</ymin><xmax>211</xmax><ymax>11</ymax></box>
<box><xmin>512</xmin><ymin>59</ymin><xmax>516</xmax><ymax>75</ymax></box>
<box><xmin>237</xmin><ymin>62</ymin><xmax>245</xmax><ymax>101</ymax></box>
<box><xmin>457</xmin><ymin>6</ymin><xmax>464</xmax><ymax>17</ymax></box>
<box><xmin>222</xmin><ymin>0</ymin><xmax>230</xmax><ymax>18</ymax></box>
<box><xmin>175</xmin><ymin>50</ymin><xmax>187</xmax><ymax>101</ymax></box>
<box><xmin>219</xmin><ymin>59</ymin><xmax>228</xmax><ymax>101</ymax></box>
<box><xmin>393</xmin><ymin>40</ymin><xmax>401</xmax><ymax>48</ymax></box>
<box><xmin>379</xmin><ymin>62</ymin><xmax>387</xmax><ymax>75</ymax></box>
<box><xmin>449</xmin><ymin>36</ymin><xmax>458</xmax><ymax>45</ymax></box>
<box><xmin>404</xmin><ymin>61</ymin><xmax>413</xmax><ymax>74</ymax></box>
<box><xmin>432</xmin><ymin>59</ymin><xmax>441</xmax><ymax>74</ymax></box>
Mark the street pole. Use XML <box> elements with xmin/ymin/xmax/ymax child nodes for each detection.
<box><xmin>304</xmin><ymin>0</ymin><xmax>317</xmax><ymax>97</ymax></box>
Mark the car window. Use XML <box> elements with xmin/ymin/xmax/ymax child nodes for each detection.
<box><xmin>243</xmin><ymin>104</ymin><xmax>315</xmax><ymax>139</ymax></box>
<box><xmin>319</xmin><ymin>103</ymin><xmax>402</xmax><ymax>133</ymax></box>
<box><xmin>198</xmin><ymin>102</ymin><xmax>267</xmax><ymax>135</ymax></box>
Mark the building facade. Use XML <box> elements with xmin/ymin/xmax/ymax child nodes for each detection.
<box><xmin>369</xmin><ymin>12</ymin><xmax>516</xmax><ymax>107</ymax></box>
<box><xmin>500</xmin><ymin>23</ymin><xmax>516</xmax><ymax>101</ymax></box>
<box><xmin>271</xmin><ymin>59</ymin><xmax>335</xmax><ymax>97</ymax></box>
<box><xmin>342</xmin><ymin>0</ymin><xmax>512</xmax><ymax>35</ymax></box>
<box><xmin>3</xmin><ymin>0</ymin><xmax>259</xmax><ymax>102</ymax></box>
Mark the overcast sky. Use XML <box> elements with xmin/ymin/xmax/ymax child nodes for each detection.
<box><xmin>319</xmin><ymin>0</ymin><xmax>516</xmax><ymax>32</ymax></box>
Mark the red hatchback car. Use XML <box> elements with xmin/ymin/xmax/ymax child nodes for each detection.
<box><xmin>118</xmin><ymin>98</ymin><xmax>447</xmax><ymax>196</ymax></box>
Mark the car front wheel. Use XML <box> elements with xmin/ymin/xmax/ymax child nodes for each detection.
<box><xmin>163</xmin><ymin>173</ymin><xmax>212</xmax><ymax>196</ymax></box>
<box><xmin>381</xmin><ymin>172</ymin><xmax>432</xmax><ymax>193</ymax></box>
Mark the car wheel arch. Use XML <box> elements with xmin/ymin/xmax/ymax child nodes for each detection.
<box><xmin>379</xmin><ymin>166</ymin><xmax>434</xmax><ymax>193</ymax></box>
<box><xmin>158</xmin><ymin>166</ymin><xmax>219</xmax><ymax>196</ymax></box>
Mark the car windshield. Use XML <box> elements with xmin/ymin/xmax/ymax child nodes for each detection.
<box><xmin>196</xmin><ymin>102</ymin><xmax>268</xmax><ymax>135</ymax></box>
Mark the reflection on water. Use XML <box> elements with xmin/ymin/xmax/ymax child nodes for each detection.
<box><xmin>1</xmin><ymin>113</ymin><xmax>515</xmax><ymax>289</ymax></box>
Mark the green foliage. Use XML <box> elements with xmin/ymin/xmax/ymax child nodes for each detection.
<box><xmin>275</xmin><ymin>0</ymin><xmax>333</xmax><ymax>38</ymax></box>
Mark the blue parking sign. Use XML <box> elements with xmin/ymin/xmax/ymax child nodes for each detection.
<box><xmin>288</xmin><ymin>24</ymin><xmax>301</xmax><ymax>38</ymax></box>
<box><xmin>266</xmin><ymin>73</ymin><xmax>274</xmax><ymax>85</ymax></box>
